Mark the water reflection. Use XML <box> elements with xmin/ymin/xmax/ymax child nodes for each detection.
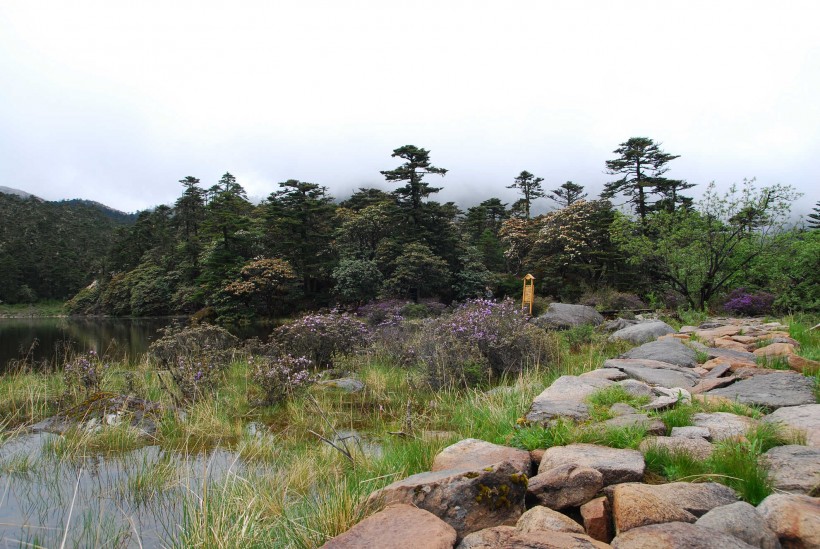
<box><xmin>0</xmin><ymin>318</ymin><xmax>275</xmax><ymax>371</ymax></box>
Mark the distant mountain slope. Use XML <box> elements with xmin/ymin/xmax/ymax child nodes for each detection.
<box><xmin>0</xmin><ymin>186</ymin><xmax>43</xmax><ymax>201</ymax></box>
<box><xmin>59</xmin><ymin>199</ymin><xmax>137</xmax><ymax>224</ymax></box>
<box><xmin>0</xmin><ymin>193</ymin><xmax>126</xmax><ymax>303</ymax></box>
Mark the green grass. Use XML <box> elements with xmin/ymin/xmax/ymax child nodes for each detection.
<box><xmin>0</xmin><ymin>300</ymin><xmax>66</xmax><ymax>317</ymax></box>
<box><xmin>586</xmin><ymin>385</ymin><xmax>651</xmax><ymax>422</ymax></box>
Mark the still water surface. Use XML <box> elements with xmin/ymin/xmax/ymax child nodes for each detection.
<box><xmin>0</xmin><ymin>317</ymin><xmax>272</xmax><ymax>371</ymax></box>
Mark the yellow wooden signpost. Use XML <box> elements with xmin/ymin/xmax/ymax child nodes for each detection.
<box><xmin>521</xmin><ymin>274</ymin><xmax>535</xmax><ymax>315</ymax></box>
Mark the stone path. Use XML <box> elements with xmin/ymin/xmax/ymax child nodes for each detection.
<box><xmin>322</xmin><ymin>316</ymin><xmax>820</xmax><ymax>548</ymax></box>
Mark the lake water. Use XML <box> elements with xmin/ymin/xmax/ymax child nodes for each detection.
<box><xmin>0</xmin><ymin>317</ymin><xmax>274</xmax><ymax>372</ymax></box>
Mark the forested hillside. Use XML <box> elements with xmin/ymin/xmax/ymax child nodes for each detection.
<box><xmin>0</xmin><ymin>192</ymin><xmax>133</xmax><ymax>303</ymax></box>
<box><xmin>58</xmin><ymin>140</ymin><xmax>819</xmax><ymax>319</ymax></box>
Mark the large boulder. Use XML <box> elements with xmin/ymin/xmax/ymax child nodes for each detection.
<box><xmin>321</xmin><ymin>504</ymin><xmax>457</xmax><ymax>549</ymax></box>
<box><xmin>457</xmin><ymin>525</ymin><xmax>608</xmax><ymax>549</ymax></box>
<box><xmin>763</xmin><ymin>404</ymin><xmax>820</xmax><ymax>447</ymax></box>
<box><xmin>706</xmin><ymin>372</ymin><xmax>816</xmax><ymax>409</ymax></box>
<box><xmin>611</xmin><ymin>521</ymin><xmax>758</xmax><ymax>548</ymax></box>
<box><xmin>695</xmin><ymin>502</ymin><xmax>782</xmax><ymax>549</ymax></box>
<box><xmin>763</xmin><ymin>445</ymin><xmax>820</xmax><ymax>495</ymax></box>
<box><xmin>367</xmin><ymin>461</ymin><xmax>527</xmax><ymax>540</ymax></box>
<box><xmin>620</xmin><ymin>339</ymin><xmax>698</xmax><ymax>368</ymax></box>
<box><xmin>535</xmin><ymin>303</ymin><xmax>604</xmax><ymax>330</ymax></box>
<box><xmin>432</xmin><ymin>438</ymin><xmax>531</xmax><ymax>475</ymax></box>
<box><xmin>581</xmin><ymin>496</ymin><xmax>613</xmax><ymax>543</ymax></box>
<box><xmin>525</xmin><ymin>375</ymin><xmax>613</xmax><ymax>424</ymax></box>
<box><xmin>538</xmin><ymin>443</ymin><xmax>645</xmax><ymax>486</ymax></box>
<box><xmin>610</xmin><ymin>483</ymin><xmax>697</xmax><ymax>533</ymax></box>
<box><xmin>527</xmin><ymin>464</ymin><xmax>604</xmax><ymax>509</ymax></box>
<box><xmin>757</xmin><ymin>494</ymin><xmax>820</xmax><ymax>549</ymax></box>
<box><xmin>516</xmin><ymin>505</ymin><xmax>586</xmax><ymax>534</ymax></box>
<box><xmin>608</xmin><ymin>321</ymin><xmax>676</xmax><ymax>344</ymax></box>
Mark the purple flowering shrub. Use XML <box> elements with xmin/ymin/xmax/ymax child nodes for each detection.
<box><xmin>722</xmin><ymin>288</ymin><xmax>775</xmax><ymax>316</ymax></box>
<box><xmin>271</xmin><ymin>311</ymin><xmax>370</xmax><ymax>368</ymax></box>
<box><xmin>250</xmin><ymin>354</ymin><xmax>316</xmax><ymax>405</ymax></box>
<box><xmin>148</xmin><ymin>324</ymin><xmax>239</xmax><ymax>402</ymax></box>
<box><xmin>416</xmin><ymin>299</ymin><xmax>559</xmax><ymax>387</ymax></box>
<box><xmin>63</xmin><ymin>350</ymin><xmax>108</xmax><ymax>392</ymax></box>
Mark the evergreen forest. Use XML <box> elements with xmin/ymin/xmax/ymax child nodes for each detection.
<box><xmin>2</xmin><ymin>138</ymin><xmax>818</xmax><ymax>318</ymax></box>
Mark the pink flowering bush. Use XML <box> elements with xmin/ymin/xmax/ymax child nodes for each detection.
<box><xmin>416</xmin><ymin>298</ymin><xmax>558</xmax><ymax>387</ymax></box>
<box><xmin>251</xmin><ymin>354</ymin><xmax>316</xmax><ymax>405</ymax></box>
<box><xmin>271</xmin><ymin>311</ymin><xmax>370</xmax><ymax>368</ymax></box>
<box><xmin>722</xmin><ymin>288</ymin><xmax>775</xmax><ymax>316</ymax></box>
<box><xmin>148</xmin><ymin>324</ymin><xmax>239</xmax><ymax>402</ymax></box>
<box><xmin>63</xmin><ymin>350</ymin><xmax>108</xmax><ymax>393</ymax></box>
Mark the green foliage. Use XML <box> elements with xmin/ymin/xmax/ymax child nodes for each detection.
<box><xmin>563</xmin><ymin>324</ymin><xmax>599</xmax><ymax>352</ymax></box>
<box><xmin>271</xmin><ymin>311</ymin><xmax>370</xmax><ymax>368</ymax></box>
<box><xmin>382</xmin><ymin>242</ymin><xmax>451</xmax><ymax>301</ymax></box>
<box><xmin>381</xmin><ymin>145</ymin><xmax>447</xmax><ymax>226</ymax></box>
<box><xmin>220</xmin><ymin>257</ymin><xmax>299</xmax><ymax>319</ymax></box>
<box><xmin>547</xmin><ymin>181</ymin><xmax>587</xmax><ymax>208</ymax></box>
<box><xmin>332</xmin><ymin>259</ymin><xmax>383</xmax><ymax>304</ymax></box>
<box><xmin>507</xmin><ymin>170</ymin><xmax>545</xmax><ymax>219</ymax></box>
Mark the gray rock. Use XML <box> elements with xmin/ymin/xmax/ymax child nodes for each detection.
<box><xmin>432</xmin><ymin>438</ymin><xmax>531</xmax><ymax>475</ymax></box>
<box><xmin>707</xmin><ymin>372</ymin><xmax>815</xmax><ymax>409</ymax></box>
<box><xmin>317</xmin><ymin>378</ymin><xmax>365</xmax><ymax>392</ymax></box>
<box><xmin>367</xmin><ymin>461</ymin><xmax>527</xmax><ymax>541</ymax></box>
<box><xmin>692</xmin><ymin>412</ymin><xmax>758</xmax><ymax>441</ymax></box>
<box><xmin>525</xmin><ymin>375</ymin><xmax>613</xmax><ymax>424</ymax></box>
<box><xmin>705</xmin><ymin>363</ymin><xmax>734</xmax><ymax>378</ymax></box>
<box><xmin>604</xmin><ymin>359</ymin><xmax>699</xmax><ymax>389</ymax></box>
<box><xmin>616</xmin><ymin>379</ymin><xmax>655</xmax><ymax>398</ymax></box>
<box><xmin>696</xmin><ymin>502</ymin><xmax>782</xmax><ymax>549</ymax></box>
<box><xmin>639</xmin><ymin>436</ymin><xmax>715</xmax><ymax>460</ymax></box>
<box><xmin>321</xmin><ymin>504</ymin><xmax>458</xmax><ymax>549</ymax></box>
<box><xmin>638</xmin><ymin>482</ymin><xmax>739</xmax><ymax>517</ymax></box>
<box><xmin>457</xmin><ymin>526</ymin><xmax>607</xmax><ymax>549</ymax></box>
<box><xmin>689</xmin><ymin>342</ymin><xmax>757</xmax><ymax>363</ymax></box>
<box><xmin>581</xmin><ymin>368</ymin><xmax>629</xmax><ymax>381</ymax></box>
<box><xmin>535</xmin><ymin>303</ymin><xmax>605</xmax><ymax>330</ymax></box>
<box><xmin>608</xmin><ymin>321</ymin><xmax>676</xmax><ymax>344</ymax></box>
<box><xmin>670</xmin><ymin>426</ymin><xmax>711</xmax><ymax>440</ymax></box>
<box><xmin>603</xmin><ymin>414</ymin><xmax>667</xmax><ymax>436</ymax></box>
<box><xmin>539</xmin><ymin>443</ymin><xmax>645</xmax><ymax>485</ymax></box>
<box><xmin>603</xmin><ymin>318</ymin><xmax>641</xmax><ymax>333</ymax></box>
<box><xmin>609</xmin><ymin>403</ymin><xmax>639</xmax><ymax>416</ymax></box>
<box><xmin>527</xmin><ymin>464</ymin><xmax>604</xmax><ymax>510</ymax></box>
<box><xmin>621</xmin><ymin>339</ymin><xmax>698</xmax><ymax>368</ymax></box>
<box><xmin>763</xmin><ymin>404</ymin><xmax>820</xmax><ymax>447</ymax></box>
<box><xmin>611</xmin><ymin>522</ymin><xmax>758</xmax><ymax>548</ymax></box>
<box><xmin>516</xmin><ymin>505</ymin><xmax>585</xmax><ymax>534</ymax></box>
<box><xmin>757</xmin><ymin>494</ymin><xmax>820</xmax><ymax>549</ymax></box>
<box><xmin>763</xmin><ymin>445</ymin><xmax>820</xmax><ymax>495</ymax></box>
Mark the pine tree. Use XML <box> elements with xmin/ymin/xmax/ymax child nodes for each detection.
<box><xmin>507</xmin><ymin>171</ymin><xmax>545</xmax><ymax>219</ymax></box>
<box><xmin>380</xmin><ymin>145</ymin><xmax>447</xmax><ymax>226</ymax></box>
<box><xmin>547</xmin><ymin>181</ymin><xmax>587</xmax><ymax>208</ymax></box>
<box><xmin>808</xmin><ymin>200</ymin><xmax>820</xmax><ymax>229</ymax></box>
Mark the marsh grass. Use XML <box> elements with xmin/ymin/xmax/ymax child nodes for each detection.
<box><xmin>42</xmin><ymin>423</ymin><xmax>145</xmax><ymax>460</ymax></box>
<box><xmin>586</xmin><ymin>385</ymin><xmax>651</xmax><ymax>422</ymax></box>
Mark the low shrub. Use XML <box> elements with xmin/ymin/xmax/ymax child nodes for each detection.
<box><xmin>580</xmin><ymin>288</ymin><xmax>646</xmax><ymax>311</ymax></box>
<box><xmin>722</xmin><ymin>288</ymin><xmax>775</xmax><ymax>317</ymax></box>
<box><xmin>63</xmin><ymin>350</ymin><xmax>108</xmax><ymax>393</ymax></box>
<box><xmin>271</xmin><ymin>311</ymin><xmax>370</xmax><ymax>368</ymax></box>
<box><xmin>563</xmin><ymin>324</ymin><xmax>598</xmax><ymax>351</ymax></box>
<box><xmin>251</xmin><ymin>355</ymin><xmax>316</xmax><ymax>405</ymax></box>
<box><xmin>148</xmin><ymin>324</ymin><xmax>239</xmax><ymax>402</ymax></box>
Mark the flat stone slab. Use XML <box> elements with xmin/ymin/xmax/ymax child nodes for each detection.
<box><xmin>689</xmin><ymin>342</ymin><xmax>757</xmax><ymax>363</ymax></box>
<box><xmin>706</xmin><ymin>371</ymin><xmax>815</xmax><ymax>409</ymax></box>
<box><xmin>763</xmin><ymin>445</ymin><xmax>820</xmax><ymax>495</ymax></box>
<box><xmin>457</xmin><ymin>525</ymin><xmax>608</xmax><ymax>549</ymax></box>
<box><xmin>639</xmin><ymin>436</ymin><xmax>714</xmax><ymax>460</ymax></box>
<box><xmin>611</xmin><ymin>521</ymin><xmax>758</xmax><ymax>548</ymax></box>
<box><xmin>670</xmin><ymin>426</ymin><xmax>711</xmax><ymax>440</ymax></box>
<box><xmin>525</xmin><ymin>375</ymin><xmax>613</xmax><ymax>424</ymax></box>
<box><xmin>602</xmin><ymin>414</ymin><xmax>667</xmax><ymax>436</ymax></box>
<box><xmin>609</xmin><ymin>321</ymin><xmax>676</xmax><ymax>344</ymax></box>
<box><xmin>620</xmin><ymin>339</ymin><xmax>698</xmax><ymax>368</ymax></box>
<box><xmin>691</xmin><ymin>412</ymin><xmax>758</xmax><ymax>441</ymax></box>
<box><xmin>604</xmin><ymin>359</ymin><xmax>698</xmax><ymax>389</ymax></box>
<box><xmin>763</xmin><ymin>404</ymin><xmax>820</xmax><ymax>447</ymax></box>
<box><xmin>321</xmin><ymin>504</ymin><xmax>457</xmax><ymax>549</ymax></box>
<box><xmin>581</xmin><ymin>368</ymin><xmax>629</xmax><ymax>381</ymax></box>
<box><xmin>432</xmin><ymin>438</ymin><xmax>531</xmax><ymax>475</ymax></box>
<box><xmin>538</xmin><ymin>443</ymin><xmax>645</xmax><ymax>486</ymax></box>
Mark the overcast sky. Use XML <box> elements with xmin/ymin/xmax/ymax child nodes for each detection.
<box><xmin>1</xmin><ymin>1</ymin><xmax>818</xmax><ymax>218</ymax></box>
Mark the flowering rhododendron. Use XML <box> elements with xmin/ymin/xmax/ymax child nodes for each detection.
<box><xmin>63</xmin><ymin>350</ymin><xmax>108</xmax><ymax>392</ymax></box>
<box><xmin>251</xmin><ymin>354</ymin><xmax>316</xmax><ymax>404</ymax></box>
<box><xmin>271</xmin><ymin>310</ymin><xmax>370</xmax><ymax>368</ymax></box>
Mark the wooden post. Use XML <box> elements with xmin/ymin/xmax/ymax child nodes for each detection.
<box><xmin>522</xmin><ymin>274</ymin><xmax>535</xmax><ymax>316</ymax></box>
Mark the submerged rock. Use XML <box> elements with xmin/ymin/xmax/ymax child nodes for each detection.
<box><xmin>28</xmin><ymin>392</ymin><xmax>167</xmax><ymax>436</ymax></box>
